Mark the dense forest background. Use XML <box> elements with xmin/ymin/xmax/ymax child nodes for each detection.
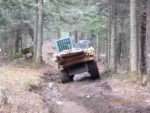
<box><xmin>0</xmin><ymin>0</ymin><xmax>149</xmax><ymax>83</ymax></box>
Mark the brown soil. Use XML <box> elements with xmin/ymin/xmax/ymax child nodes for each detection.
<box><xmin>33</xmin><ymin>69</ymin><xmax>150</xmax><ymax>113</ymax></box>
<box><xmin>0</xmin><ymin>58</ymin><xmax>50</xmax><ymax>113</ymax></box>
<box><xmin>0</xmin><ymin>55</ymin><xmax>150</xmax><ymax>113</ymax></box>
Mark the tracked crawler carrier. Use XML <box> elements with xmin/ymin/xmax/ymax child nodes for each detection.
<box><xmin>54</xmin><ymin>37</ymin><xmax>100</xmax><ymax>83</ymax></box>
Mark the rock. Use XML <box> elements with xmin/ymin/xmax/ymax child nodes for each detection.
<box><xmin>142</xmin><ymin>76</ymin><xmax>150</xmax><ymax>86</ymax></box>
<box><xmin>0</xmin><ymin>89</ymin><xmax>7</xmax><ymax>107</ymax></box>
<box><xmin>74</xmin><ymin>72</ymin><xmax>90</xmax><ymax>81</ymax></box>
<box><xmin>49</xmin><ymin>82</ymin><xmax>54</xmax><ymax>88</ymax></box>
<box><xmin>86</xmin><ymin>95</ymin><xmax>90</xmax><ymax>98</ymax></box>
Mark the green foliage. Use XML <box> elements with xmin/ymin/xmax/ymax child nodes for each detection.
<box><xmin>44</xmin><ymin>0</ymin><xmax>110</xmax><ymax>37</ymax></box>
<box><xmin>120</xmin><ymin>74</ymin><xmax>130</xmax><ymax>81</ymax></box>
<box><xmin>28</xmin><ymin>46</ymin><xmax>33</xmax><ymax>53</ymax></box>
<box><xmin>24</xmin><ymin>78</ymin><xmax>36</xmax><ymax>88</ymax></box>
<box><xmin>11</xmin><ymin>52</ymin><xmax>23</xmax><ymax>59</ymax></box>
<box><xmin>0</xmin><ymin>0</ymin><xmax>34</xmax><ymax>26</ymax></box>
<box><xmin>0</xmin><ymin>17</ymin><xmax>8</xmax><ymax>26</ymax></box>
<box><xmin>0</xmin><ymin>32</ymin><xmax>8</xmax><ymax>41</ymax></box>
<box><xmin>103</xmin><ymin>69</ymin><xmax>114</xmax><ymax>77</ymax></box>
<box><xmin>0</xmin><ymin>0</ymin><xmax>130</xmax><ymax>59</ymax></box>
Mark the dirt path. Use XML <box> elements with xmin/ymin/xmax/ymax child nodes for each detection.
<box><xmin>0</xmin><ymin>59</ymin><xmax>93</xmax><ymax>113</ymax></box>
<box><xmin>0</xmin><ymin>64</ymin><xmax>50</xmax><ymax>113</ymax></box>
<box><xmin>56</xmin><ymin>101</ymin><xmax>91</xmax><ymax>113</ymax></box>
<box><xmin>45</xmin><ymin>82</ymin><xmax>93</xmax><ymax>113</ymax></box>
<box><xmin>34</xmin><ymin>72</ymin><xmax>150</xmax><ymax>113</ymax></box>
<box><xmin>0</xmin><ymin>58</ymin><xmax>150</xmax><ymax>113</ymax></box>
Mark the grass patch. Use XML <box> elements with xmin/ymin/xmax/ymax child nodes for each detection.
<box><xmin>10</xmin><ymin>59</ymin><xmax>46</xmax><ymax>69</ymax></box>
<box><xmin>120</xmin><ymin>74</ymin><xmax>130</xmax><ymax>81</ymax></box>
<box><xmin>102</xmin><ymin>69</ymin><xmax>115</xmax><ymax>78</ymax></box>
<box><xmin>24</xmin><ymin>79</ymin><xmax>37</xmax><ymax>88</ymax></box>
<box><xmin>109</xmin><ymin>73</ymin><xmax>130</xmax><ymax>81</ymax></box>
<box><xmin>131</xmin><ymin>70</ymin><xmax>138</xmax><ymax>79</ymax></box>
<box><xmin>11</xmin><ymin>52</ymin><xmax>23</xmax><ymax>59</ymax></box>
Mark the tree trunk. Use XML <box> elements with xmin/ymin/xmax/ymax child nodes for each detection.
<box><xmin>82</xmin><ymin>32</ymin><xmax>85</xmax><ymax>39</ymax></box>
<box><xmin>33</xmin><ymin>0</ymin><xmax>39</xmax><ymax>59</ymax></box>
<box><xmin>130</xmin><ymin>0</ymin><xmax>138</xmax><ymax>76</ymax></box>
<box><xmin>140</xmin><ymin>12</ymin><xmax>147</xmax><ymax>75</ymax></box>
<box><xmin>15</xmin><ymin>30</ymin><xmax>21</xmax><ymax>53</ymax></box>
<box><xmin>109</xmin><ymin>0</ymin><xmax>117</xmax><ymax>72</ymax></box>
<box><xmin>57</xmin><ymin>30</ymin><xmax>61</xmax><ymax>38</ymax></box>
<box><xmin>74</xmin><ymin>31</ymin><xmax>78</xmax><ymax>43</ymax></box>
<box><xmin>106</xmin><ymin>4</ymin><xmax>111</xmax><ymax>66</ymax></box>
<box><xmin>15</xmin><ymin>37</ymin><xmax>19</xmax><ymax>53</ymax></box>
<box><xmin>69</xmin><ymin>32</ymin><xmax>72</xmax><ymax>37</ymax></box>
<box><xmin>96</xmin><ymin>33</ymin><xmax>100</xmax><ymax>61</ymax></box>
<box><xmin>146</xmin><ymin>0</ymin><xmax>150</xmax><ymax>76</ymax></box>
<box><xmin>117</xmin><ymin>40</ymin><xmax>122</xmax><ymax>65</ymax></box>
<box><xmin>35</xmin><ymin>0</ymin><xmax>43</xmax><ymax>63</ymax></box>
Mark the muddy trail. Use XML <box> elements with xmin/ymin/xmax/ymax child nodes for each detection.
<box><xmin>31</xmin><ymin>72</ymin><xmax>150</xmax><ymax>113</ymax></box>
<box><xmin>0</xmin><ymin>55</ymin><xmax>150</xmax><ymax>113</ymax></box>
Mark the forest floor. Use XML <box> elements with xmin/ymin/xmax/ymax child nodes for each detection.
<box><xmin>0</xmin><ymin>56</ymin><xmax>150</xmax><ymax>113</ymax></box>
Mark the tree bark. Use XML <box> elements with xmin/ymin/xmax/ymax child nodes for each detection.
<box><xmin>140</xmin><ymin>12</ymin><xmax>147</xmax><ymax>75</ymax></box>
<box><xmin>74</xmin><ymin>31</ymin><xmax>78</xmax><ymax>43</ymax></box>
<box><xmin>130</xmin><ymin>0</ymin><xmax>138</xmax><ymax>76</ymax></box>
<box><xmin>106</xmin><ymin>3</ymin><xmax>111</xmax><ymax>66</ymax></box>
<box><xmin>109</xmin><ymin>0</ymin><xmax>117</xmax><ymax>72</ymax></box>
<box><xmin>96</xmin><ymin>33</ymin><xmax>100</xmax><ymax>61</ymax></box>
<box><xmin>15</xmin><ymin>30</ymin><xmax>21</xmax><ymax>53</ymax></box>
<box><xmin>57</xmin><ymin>30</ymin><xmax>61</xmax><ymax>38</ymax></box>
<box><xmin>33</xmin><ymin>0</ymin><xmax>39</xmax><ymax>59</ymax></box>
<box><xmin>35</xmin><ymin>0</ymin><xmax>43</xmax><ymax>63</ymax></box>
<box><xmin>146</xmin><ymin>0</ymin><xmax>150</xmax><ymax>76</ymax></box>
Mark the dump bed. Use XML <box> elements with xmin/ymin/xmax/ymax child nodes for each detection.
<box><xmin>54</xmin><ymin>37</ymin><xmax>96</xmax><ymax>68</ymax></box>
<box><xmin>54</xmin><ymin>47</ymin><xmax>95</xmax><ymax>68</ymax></box>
